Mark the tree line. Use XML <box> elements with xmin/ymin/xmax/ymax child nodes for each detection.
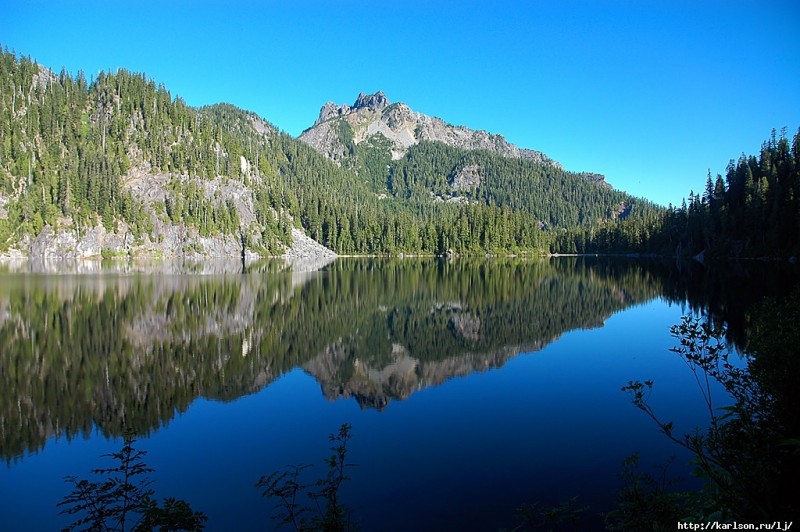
<box><xmin>555</xmin><ymin>129</ymin><xmax>800</xmax><ymax>258</ymax></box>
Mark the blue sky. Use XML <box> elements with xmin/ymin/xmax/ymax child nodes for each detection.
<box><xmin>2</xmin><ymin>0</ymin><xmax>799</xmax><ymax>206</ymax></box>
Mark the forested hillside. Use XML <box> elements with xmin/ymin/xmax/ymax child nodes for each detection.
<box><xmin>0</xmin><ymin>49</ymin><xmax>657</xmax><ymax>258</ymax></box>
<box><xmin>0</xmin><ymin>51</ymin><xmax>295</xmax><ymax>256</ymax></box>
<box><xmin>386</xmin><ymin>141</ymin><xmax>650</xmax><ymax>228</ymax></box>
<box><xmin>556</xmin><ymin>129</ymin><xmax>800</xmax><ymax>258</ymax></box>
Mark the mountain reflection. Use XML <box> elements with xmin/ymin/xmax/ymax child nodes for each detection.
<box><xmin>3</xmin><ymin>257</ymin><xmax>791</xmax><ymax>461</ymax></box>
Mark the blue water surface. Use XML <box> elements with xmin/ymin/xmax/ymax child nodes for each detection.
<box><xmin>1</xmin><ymin>257</ymin><xmax>751</xmax><ymax>532</ymax></box>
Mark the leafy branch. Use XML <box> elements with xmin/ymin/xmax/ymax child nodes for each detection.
<box><xmin>622</xmin><ymin>315</ymin><xmax>777</xmax><ymax>520</ymax></box>
<box><xmin>256</xmin><ymin>423</ymin><xmax>357</xmax><ymax>532</ymax></box>
<box><xmin>58</xmin><ymin>433</ymin><xmax>206</xmax><ymax>531</ymax></box>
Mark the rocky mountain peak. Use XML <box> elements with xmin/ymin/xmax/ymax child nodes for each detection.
<box><xmin>353</xmin><ymin>91</ymin><xmax>389</xmax><ymax>111</ymax></box>
<box><xmin>300</xmin><ymin>91</ymin><xmax>564</xmax><ymax>169</ymax></box>
<box><xmin>312</xmin><ymin>91</ymin><xmax>390</xmax><ymax>126</ymax></box>
<box><xmin>315</xmin><ymin>101</ymin><xmax>350</xmax><ymax>125</ymax></box>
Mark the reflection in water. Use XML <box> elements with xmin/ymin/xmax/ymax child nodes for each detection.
<box><xmin>0</xmin><ymin>257</ymin><xmax>796</xmax><ymax>461</ymax></box>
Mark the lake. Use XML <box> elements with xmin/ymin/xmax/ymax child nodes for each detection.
<box><xmin>1</xmin><ymin>257</ymin><xmax>796</xmax><ymax>531</ymax></box>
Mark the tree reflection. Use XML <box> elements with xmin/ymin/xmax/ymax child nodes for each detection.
<box><xmin>0</xmin><ymin>257</ymin><xmax>796</xmax><ymax>461</ymax></box>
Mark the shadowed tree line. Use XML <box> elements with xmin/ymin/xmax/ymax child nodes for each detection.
<box><xmin>554</xmin><ymin>129</ymin><xmax>800</xmax><ymax>258</ymax></box>
<box><xmin>610</xmin><ymin>286</ymin><xmax>800</xmax><ymax>528</ymax></box>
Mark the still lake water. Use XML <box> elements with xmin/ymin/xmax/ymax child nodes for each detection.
<box><xmin>1</xmin><ymin>257</ymin><xmax>796</xmax><ymax>530</ymax></box>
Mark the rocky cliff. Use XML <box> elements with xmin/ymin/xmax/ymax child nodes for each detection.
<box><xmin>0</xmin><ymin>51</ymin><xmax>342</xmax><ymax>264</ymax></box>
<box><xmin>299</xmin><ymin>91</ymin><xmax>563</xmax><ymax>167</ymax></box>
<box><xmin>0</xmin><ymin>196</ymin><xmax>336</xmax><ymax>265</ymax></box>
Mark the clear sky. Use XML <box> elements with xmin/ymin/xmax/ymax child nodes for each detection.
<box><xmin>2</xmin><ymin>0</ymin><xmax>799</xmax><ymax>206</ymax></box>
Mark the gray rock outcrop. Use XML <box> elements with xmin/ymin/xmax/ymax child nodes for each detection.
<box><xmin>450</xmin><ymin>163</ymin><xmax>482</xmax><ymax>191</ymax></box>
<box><xmin>2</xmin><ymin>222</ymin><xmax>336</xmax><ymax>270</ymax></box>
<box><xmin>299</xmin><ymin>91</ymin><xmax>562</xmax><ymax>166</ymax></box>
<box><xmin>284</xmin><ymin>227</ymin><xmax>337</xmax><ymax>274</ymax></box>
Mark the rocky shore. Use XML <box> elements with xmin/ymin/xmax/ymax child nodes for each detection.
<box><xmin>0</xmin><ymin>225</ymin><xmax>337</xmax><ymax>274</ymax></box>
<box><xmin>283</xmin><ymin>227</ymin><xmax>337</xmax><ymax>272</ymax></box>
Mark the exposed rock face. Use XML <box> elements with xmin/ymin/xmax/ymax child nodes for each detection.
<box><xmin>0</xmin><ymin>192</ymin><xmax>11</xmax><ymax>219</ymax></box>
<box><xmin>450</xmin><ymin>163</ymin><xmax>482</xmax><ymax>191</ymax></box>
<box><xmin>248</xmin><ymin>114</ymin><xmax>274</xmax><ymax>137</ymax></box>
<box><xmin>2</xmin><ymin>160</ymin><xmax>336</xmax><ymax>265</ymax></box>
<box><xmin>300</xmin><ymin>91</ymin><xmax>561</xmax><ymax>166</ymax></box>
<box><xmin>3</xmin><ymin>222</ymin><xmax>335</xmax><ymax>267</ymax></box>
<box><xmin>29</xmin><ymin>225</ymin><xmax>126</xmax><ymax>259</ymax></box>
<box><xmin>284</xmin><ymin>227</ymin><xmax>337</xmax><ymax>278</ymax></box>
<box><xmin>615</xmin><ymin>201</ymin><xmax>631</xmax><ymax>219</ymax></box>
<box><xmin>317</xmin><ymin>101</ymin><xmax>349</xmax><ymax>124</ymax></box>
<box><xmin>354</xmin><ymin>91</ymin><xmax>389</xmax><ymax>111</ymax></box>
<box><xmin>2</xmin><ymin>211</ymin><xmax>335</xmax><ymax>268</ymax></box>
<box><xmin>23</xmin><ymin>221</ymin><xmax>249</xmax><ymax>262</ymax></box>
<box><xmin>578</xmin><ymin>172</ymin><xmax>611</xmax><ymax>189</ymax></box>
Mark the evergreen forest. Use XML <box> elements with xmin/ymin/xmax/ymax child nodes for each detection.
<box><xmin>0</xmin><ymin>49</ymin><xmax>658</xmax><ymax>257</ymax></box>
<box><xmin>556</xmin><ymin>128</ymin><xmax>800</xmax><ymax>258</ymax></box>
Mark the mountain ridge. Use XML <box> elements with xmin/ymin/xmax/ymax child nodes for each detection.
<box><xmin>0</xmin><ymin>50</ymin><xmax>655</xmax><ymax>261</ymax></box>
<box><xmin>299</xmin><ymin>90</ymin><xmax>565</xmax><ymax>168</ymax></box>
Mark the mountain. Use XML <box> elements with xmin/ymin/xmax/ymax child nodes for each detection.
<box><xmin>300</xmin><ymin>91</ymin><xmax>560</xmax><ymax>165</ymax></box>
<box><xmin>299</xmin><ymin>91</ymin><xmax>614</xmax><ymax>190</ymax></box>
<box><xmin>0</xmin><ymin>51</ymin><xmax>659</xmax><ymax>260</ymax></box>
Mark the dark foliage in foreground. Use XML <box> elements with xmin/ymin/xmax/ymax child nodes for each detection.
<box><xmin>615</xmin><ymin>287</ymin><xmax>800</xmax><ymax>528</ymax></box>
<box><xmin>256</xmin><ymin>423</ymin><xmax>358</xmax><ymax>532</ymax></box>
<box><xmin>58</xmin><ymin>434</ymin><xmax>206</xmax><ymax>531</ymax></box>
